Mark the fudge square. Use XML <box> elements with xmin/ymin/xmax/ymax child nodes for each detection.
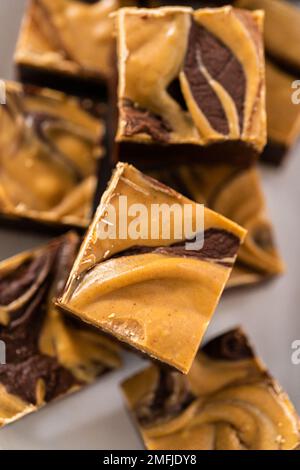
<box><xmin>15</xmin><ymin>0</ymin><xmax>121</xmax><ymax>98</ymax></box>
<box><xmin>115</xmin><ymin>6</ymin><xmax>266</xmax><ymax>166</ymax></box>
<box><xmin>263</xmin><ymin>60</ymin><xmax>300</xmax><ymax>165</ymax></box>
<box><xmin>0</xmin><ymin>81</ymin><xmax>103</xmax><ymax>230</ymax></box>
<box><xmin>0</xmin><ymin>232</ymin><xmax>121</xmax><ymax>428</ymax></box>
<box><xmin>121</xmin><ymin>328</ymin><xmax>300</xmax><ymax>450</ymax></box>
<box><xmin>58</xmin><ymin>163</ymin><xmax>246</xmax><ymax>374</ymax></box>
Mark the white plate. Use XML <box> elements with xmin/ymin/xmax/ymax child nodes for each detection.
<box><xmin>0</xmin><ymin>0</ymin><xmax>300</xmax><ymax>450</ymax></box>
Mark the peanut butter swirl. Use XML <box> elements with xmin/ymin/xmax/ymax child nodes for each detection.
<box><xmin>59</xmin><ymin>163</ymin><xmax>246</xmax><ymax>374</ymax></box>
<box><xmin>0</xmin><ymin>81</ymin><xmax>104</xmax><ymax>228</ymax></box>
<box><xmin>150</xmin><ymin>163</ymin><xmax>284</xmax><ymax>288</ymax></box>
<box><xmin>122</xmin><ymin>329</ymin><xmax>300</xmax><ymax>450</ymax></box>
<box><xmin>116</xmin><ymin>6</ymin><xmax>266</xmax><ymax>155</ymax></box>
<box><xmin>15</xmin><ymin>0</ymin><xmax>120</xmax><ymax>81</ymax></box>
<box><xmin>0</xmin><ymin>232</ymin><xmax>121</xmax><ymax>428</ymax></box>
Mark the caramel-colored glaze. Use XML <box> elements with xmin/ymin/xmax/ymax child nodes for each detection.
<box><xmin>116</xmin><ymin>6</ymin><xmax>266</xmax><ymax>152</ymax></box>
<box><xmin>236</xmin><ymin>0</ymin><xmax>300</xmax><ymax>72</ymax></box>
<box><xmin>59</xmin><ymin>163</ymin><xmax>246</xmax><ymax>373</ymax></box>
<box><xmin>151</xmin><ymin>164</ymin><xmax>284</xmax><ymax>287</ymax></box>
<box><xmin>0</xmin><ymin>81</ymin><xmax>103</xmax><ymax>227</ymax></box>
<box><xmin>266</xmin><ymin>60</ymin><xmax>300</xmax><ymax>147</ymax></box>
<box><xmin>122</xmin><ymin>333</ymin><xmax>300</xmax><ymax>450</ymax></box>
<box><xmin>15</xmin><ymin>0</ymin><xmax>119</xmax><ymax>80</ymax></box>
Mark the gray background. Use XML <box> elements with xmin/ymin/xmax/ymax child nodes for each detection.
<box><xmin>0</xmin><ymin>0</ymin><xmax>300</xmax><ymax>450</ymax></box>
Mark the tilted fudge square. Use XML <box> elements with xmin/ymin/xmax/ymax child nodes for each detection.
<box><xmin>58</xmin><ymin>163</ymin><xmax>246</xmax><ymax>374</ymax></box>
<box><xmin>121</xmin><ymin>328</ymin><xmax>300</xmax><ymax>450</ymax></box>
<box><xmin>262</xmin><ymin>61</ymin><xmax>300</xmax><ymax>165</ymax></box>
<box><xmin>0</xmin><ymin>232</ymin><xmax>121</xmax><ymax>428</ymax></box>
<box><xmin>236</xmin><ymin>0</ymin><xmax>300</xmax><ymax>76</ymax></box>
<box><xmin>15</xmin><ymin>0</ymin><xmax>124</xmax><ymax>98</ymax></box>
<box><xmin>0</xmin><ymin>81</ymin><xmax>104</xmax><ymax>230</ymax></box>
<box><xmin>150</xmin><ymin>163</ymin><xmax>284</xmax><ymax>288</ymax></box>
<box><xmin>115</xmin><ymin>6</ymin><xmax>266</xmax><ymax>167</ymax></box>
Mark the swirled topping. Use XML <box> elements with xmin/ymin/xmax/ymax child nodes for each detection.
<box><xmin>15</xmin><ymin>0</ymin><xmax>120</xmax><ymax>80</ymax></box>
<box><xmin>116</xmin><ymin>6</ymin><xmax>266</xmax><ymax>157</ymax></box>
<box><xmin>0</xmin><ymin>232</ymin><xmax>121</xmax><ymax>428</ymax></box>
<box><xmin>122</xmin><ymin>329</ymin><xmax>300</xmax><ymax>450</ymax></box>
<box><xmin>149</xmin><ymin>163</ymin><xmax>284</xmax><ymax>288</ymax></box>
<box><xmin>59</xmin><ymin>163</ymin><xmax>246</xmax><ymax>374</ymax></box>
<box><xmin>0</xmin><ymin>81</ymin><xmax>103</xmax><ymax>228</ymax></box>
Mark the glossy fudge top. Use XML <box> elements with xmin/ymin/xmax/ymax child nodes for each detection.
<box><xmin>0</xmin><ymin>232</ymin><xmax>121</xmax><ymax>428</ymax></box>
<box><xmin>15</xmin><ymin>0</ymin><xmax>119</xmax><ymax>81</ymax></box>
<box><xmin>116</xmin><ymin>6</ymin><xmax>266</xmax><ymax>153</ymax></box>
<box><xmin>59</xmin><ymin>163</ymin><xmax>246</xmax><ymax>373</ymax></box>
<box><xmin>0</xmin><ymin>81</ymin><xmax>104</xmax><ymax>228</ymax></box>
<box><xmin>122</xmin><ymin>329</ymin><xmax>300</xmax><ymax>450</ymax></box>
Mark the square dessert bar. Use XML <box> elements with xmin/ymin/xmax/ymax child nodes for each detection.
<box><xmin>121</xmin><ymin>328</ymin><xmax>300</xmax><ymax>450</ymax></box>
<box><xmin>0</xmin><ymin>232</ymin><xmax>121</xmax><ymax>428</ymax></box>
<box><xmin>15</xmin><ymin>0</ymin><xmax>123</xmax><ymax>98</ymax></box>
<box><xmin>263</xmin><ymin>61</ymin><xmax>300</xmax><ymax>165</ymax></box>
<box><xmin>150</xmin><ymin>163</ymin><xmax>284</xmax><ymax>288</ymax></box>
<box><xmin>236</xmin><ymin>0</ymin><xmax>300</xmax><ymax>76</ymax></box>
<box><xmin>58</xmin><ymin>163</ymin><xmax>246</xmax><ymax>374</ymax></box>
<box><xmin>115</xmin><ymin>6</ymin><xmax>266</xmax><ymax>167</ymax></box>
<box><xmin>0</xmin><ymin>81</ymin><xmax>104</xmax><ymax>230</ymax></box>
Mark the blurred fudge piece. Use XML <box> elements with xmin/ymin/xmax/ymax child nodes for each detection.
<box><xmin>150</xmin><ymin>163</ymin><xmax>284</xmax><ymax>287</ymax></box>
<box><xmin>0</xmin><ymin>232</ymin><xmax>121</xmax><ymax>428</ymax></box>
<box><xmin>0</xmin><ymin>81</ymin><xmax>104</xmax><ymax>230</ymax></box>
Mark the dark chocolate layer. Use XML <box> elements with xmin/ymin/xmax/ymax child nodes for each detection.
<box><xmin>136</xmin><ymin>368</ymin><xmax>194</xmax><ymax>427</ymax></box>
<box><xmin>202</xmin><ymin>328</ymin><xmax>255</xmax><ymax>361</ymax></box>
<box><xmin>111</xmin><ymin>228</ymin><xmax>240</xmax><ymax>266</ymax></box>
<box><xmin>122</xmin><ymin>99</ymin><xmax>172</xmax><ymax>143</ymax></box>
<box><xmin>184</xmin><ymin>20</ymin><xmax>245</xmax><ymax>134</ymax></box>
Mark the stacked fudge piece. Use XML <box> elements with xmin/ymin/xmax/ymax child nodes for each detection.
<box><xmin>0</xmin><ymin>0</ymin><xmax>297</xmax><ymax>450</ymax></box>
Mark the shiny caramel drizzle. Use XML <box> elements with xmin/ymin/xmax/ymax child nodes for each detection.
<box><xmin>0</xmin><ymin>81</ymin><xmax>103</xmax><ymax>227</ymax></box>
<box><xmin>59</xmin><ymin>163</ymin><xmax>246</xmax><ymax>373</ymax></box>
<box><xmin>150</xmin><ymin>164</ymin><xmax>284</xmax><ymax>288</ymax></box>
<box><xmin>0</xmin><ymin>233</ymin><xmax>121</xmax><ymax>428</ymax></box>
<box><xmin>15</xmin><ymin>0</ymin><xmax>120</xmax><ymax>80</ymax></box>
<box><xmin>116</xmin><ymin>6</ymin><xmax>266</xmax><ymax>152</ymax></box>
<box><xmin>122</xmin><ymin>329</ymin><xmax>300</xmax><ymax>450</ymax></box>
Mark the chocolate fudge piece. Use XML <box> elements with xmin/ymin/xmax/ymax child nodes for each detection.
<box><xmin>236</xmin><ymin>0</ymin><xmax>300</xmax><ymax>75</ymax></box>
<box><xmin>58</xmin><ymin>163</ymin><xmax>246</xmax><ymax>374</ymax></box>
<box><xmin>0</xmin><ymin>232</ymin><xmax>121</xmax><ymax>428</ymax></box>
<box><xmin>262</xmin><ymin>61</ymin><xmax>300</xmax><ymax>165</ymax></box>
<box><xmin>15</xmin><ymin>0</ymin><xmax>124</xmax><ymax>98</ymax></box>
<box><xmin>0</xmin><ymin>81</ymin><xmax>104</xmax><ymax>230</ymax></box>
<box><xmin>150</xmin><ymin>163</ymin><xmax>284</xmax><ymax>288</ymax></box>
<box><xmin>115</xmin><ymin>6</ymin><xmax>266</xmax><ymax>167</ymax></box>
<box><xmin>122</xmin><ymin>328</ymin><xmax>300</xmax><ymax>450</ymax></box>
